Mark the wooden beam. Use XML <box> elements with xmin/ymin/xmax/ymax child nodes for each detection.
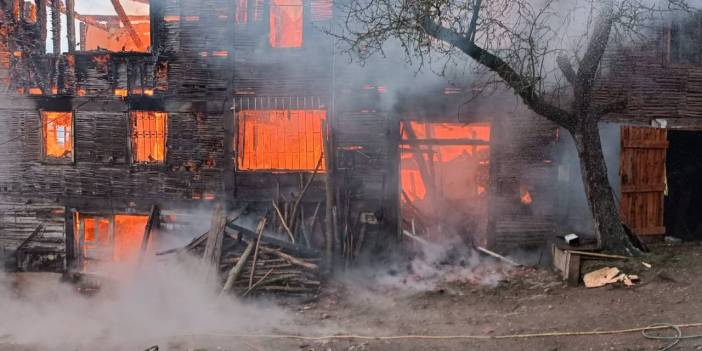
<box><xmin>50</xmin><ymin>0</ymin><xmax>60</xmax><ymax>53</ymax></box>
<box><xmin>400</xmin><ymin>138</ymin><xmax>490</xmax><ymax>146</ymax></box>
<box><xmin>225</xmin><ymin>223</ymin><xmax>320</xmax><ymax>257</ymax></box>
<box><xmin>36</xmin><ymin>0</ymin><xmax>47</xmax><ymax>53</ymax></box>
<box><xmin>65</xmin><ymin>0</ymin><xmax>75</xmax><ymax>52</ymax></box>
<box><xmin>109</xmin><ymin>0</ymin><xmax>144</xmax><ymax>49</ymax></box>
<box><xmin>139</xmin><ymin>205</ymin><xmax>159</xmax><ymax>259</ymax></box>
<box><xmin>322</xmin><ymin>119</ymin><xmax>335</xmax><ymax>271</ymax></box>
<box><xmin>202</xmin><ymin>203</ymin><xmax>227</xmax><ymax>267</ymax></box>
<box><xmin>64</xmin><ymin>207</ymin><xmax>76</xmax><ymax>270</ymax></box>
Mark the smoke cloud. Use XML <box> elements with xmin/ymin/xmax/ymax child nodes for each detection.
<box><xmin>0</xmin><ymin>257</ymin><xmax>292</xmax><ymax>351</ymax></box>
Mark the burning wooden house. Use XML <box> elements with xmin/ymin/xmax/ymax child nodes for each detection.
<box><xmin>13</xmin><ymin>0</ymin><xmax>686</xmax><ymax>279</ymax></box>
<box><xmin>0</xmin><ymin>0</ymin><xmax>575</xmax><ymax>276</ymax></box>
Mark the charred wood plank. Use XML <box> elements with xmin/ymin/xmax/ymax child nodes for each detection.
<box><xmin>225</xmin><ymin>223</ymin><xmax>320</xmax><ymax>257</ymax></box>
<box><xmin>220</xmin><ymin>240</ymin><xmax>255</xmax><ymax>295</ymax></box>
<box><xmin>203</xmin><ymin>203</ymin><xmax>227</xmax><ymax>267</ymax></box>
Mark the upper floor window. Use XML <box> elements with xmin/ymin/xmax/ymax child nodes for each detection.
<box><xmin>670</xmin><ymin>14</ymin><xmax>702</xmax><ymax>65</ymax></box>
<box><xmin>41</xmin><ymin>111</ymin><xmax>74</xmax><ymax>163</ymax></box>
<box><xmin>269</xmin><ymin>0</ymin><xmax>303</xmax><ymax>48</ymax></box>
<box><xmin>130</xmin><ymin>111</ymin><xmax>167</xmax><ymax>164</ymax></box>
<box><xmin>237</xmin><ymin>109</ymin><xmax>325</xmax><ymax>171</ymax></box>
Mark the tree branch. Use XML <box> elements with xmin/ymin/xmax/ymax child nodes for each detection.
<box><xmin>576</xmin><ymin>9</ymin><xmax>615</xmax><ymax>103</ymax></box>
<box><xmin>467</xmin><ymin>0</ymin><xmax>482</xmax><ymax>42</ymax></box>
<box><xmin>420</xmin><ymin>17</ymin><xmax>577</xmax><ymax>130</ymax></box>
<box><xmin>556</xmin><ymin>55</ymin><xmax>577</xmax><ymax>86</ymax></box>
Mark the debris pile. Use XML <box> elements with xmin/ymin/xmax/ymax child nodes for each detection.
<box><xmin>161</xmin><ymin>205</ymin><xmax>323</xmax><ymax>299</ymax></box>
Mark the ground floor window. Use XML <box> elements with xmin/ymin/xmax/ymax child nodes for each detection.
<box><xmin>130</xmin><ymin>111</ymin><xmax>167</xmax><ymax>164</ymax></box>
<box><xmin>75</xmin><ymin>213</ymin><xmax>149</xmax><ymax>272</ymax></box>
<box><xmin>41</xmin><ymin>111</ymin><xmax>73</xmax><ymax>162</ymax></box>
<box><xmin>237</xmin><ymin>109</ymin><xmax>326</xmax><ymax>171</ymax></box>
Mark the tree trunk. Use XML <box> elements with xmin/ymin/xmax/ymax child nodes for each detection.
<box><xmin>571</xmin><ymin>122</ymin><xmax>640</xmax><ymax>255</ymax></box>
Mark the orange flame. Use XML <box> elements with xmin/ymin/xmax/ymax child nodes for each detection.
<box><xmin>401</xmin><ymin>122</ymin><xmax>490</xmax><ymax>202</ymax></box>
<box><xmin>42</xmin><ymin>112</ymin><xmax>73</xmax><ymax>159</ymax></box>
<box><xmin>269</xmin><ymin>0</ymin><xmax>303</xmax><ymax>48</ymax></box>
<box><xmin>521</xmin><ymin>190</ymin><xmax>533</xmax><ymax>205</ymax></box>
<box><xmin>114</xmin><ymin>88</ymin><xmax>128</xmax><ymax>97</ymax></box>
<box><xmin>238</xmin><ymin>109</ymin><xmax>326</xmax><ymax>171</ymax></box>
<box><xmin>113</xmin><ymin>215</ymin><xmax>149</xmax><ymax>262</ymax></box>
<box><xmin>131</xmin><ymin>111</ymin><xmax>167</xmax><ymax>163</ymax></box>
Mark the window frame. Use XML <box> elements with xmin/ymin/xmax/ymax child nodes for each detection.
<box><xmin>268</xmin><ymin>0</ymin><xmax>305</xmax><ymax>49</ymax></box>
<box><xmin>40</xmin><ymin>110</ymin><xmax>75</xmax><ymax>165</ymax></box>
<box><xmin>127</xmin><ymin>110</ymin><xmax>168</xmax><ymax>165</ymax></box>
<box><xmin>235</xmin><ymin>108</ymin><xmax>326</xmax><ymax>172</ymax></box>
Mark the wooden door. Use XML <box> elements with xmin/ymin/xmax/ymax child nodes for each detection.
<box><xmin>620</xmin><ymin>126</ymin><xmax>668</xmax><ymax>237</ymax></box>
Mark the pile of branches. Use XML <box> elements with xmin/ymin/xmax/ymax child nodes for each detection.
<box><xmin>164</xmin><ymin>205</ymin><xmax>323</xmax><ymax>298</ymax></box>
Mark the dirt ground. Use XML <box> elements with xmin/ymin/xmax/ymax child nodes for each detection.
<box><xmin>4</xmin><ymin>242</ymin><xmax>702</xmax><ymax>351</ymax></box>
<box><xmin>260</xmin><ymin>242</ymin><xmax>702</xmax><ymax>351</ymax></box>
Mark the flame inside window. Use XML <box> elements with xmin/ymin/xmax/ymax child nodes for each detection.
<box><xmin>130</xmin><ymin>111</ymin><xmax>167</xmax><ymax>163</ymax></box>
<box><xmin>400</xmin><ymin>121</ymin><xmax>490</xmax><ymax>203</ymax></box>
<box><xmin>269</xmin><ymin>0</ymin><xmax>303</xmax><ymax>48</ymax></box>
<box><xmin>113</xmin><ymin>215</ymin><xmax>149</xmax><ymax>262</ymax></box>
<box><xmin>77</xmin><ymin>213</ymin><xmax>149</xmax><ymax>273</ymax></box>
<box><xmin>42</xmin><ymin>112</ymin><xmax>73</xmax><ymax>160</ymax></box>
<box><xmin>237</xmin><ymin>109</ymin><xmax>326</xmax><ymax>171</ymax></box>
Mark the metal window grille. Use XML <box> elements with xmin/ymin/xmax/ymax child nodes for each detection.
<box><xmin>130</xmin><ymin>111</ymin><xmax>167</xmax><ymax>163</ymax></box>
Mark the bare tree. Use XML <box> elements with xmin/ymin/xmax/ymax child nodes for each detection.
<box><xmin>333</xmin><ymin>0</ymin><xmax>691</xmax><ymax>254</ymax></box>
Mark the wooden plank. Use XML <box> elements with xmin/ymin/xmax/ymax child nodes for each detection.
<box><xmin>635</xmin><ymin>226</ymin><xmax>666</xmax><ymax>235</ymax></box>
<box><xmin>622</xmin><ymin>140</ymin><xmax>669</xmax><ymax>149</ymax></box>
<box><xmin>552</xmin><ymin>245</ymin><xmax>580</xmax><ymax>286</ymax></box>
<box><xmin>620</xmin><ymin>126</ymin><xmax>668</xmax><ymax>238</ymax></box>
<box><xmin>203</xmin><ymin>203</ymin><xmax>227</xmax><ymax>267</ymax></box>
<box><xmin>139</xmin><ymin>205</ymin><xmax>159</xmax><ymax>256</ymax></box>
<box><xmin>621</xmin><ymin>184</ymin><xmax>666</xmax><ymax>193</ymax></box>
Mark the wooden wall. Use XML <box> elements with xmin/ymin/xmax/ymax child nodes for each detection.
<box><xmin>487</xmin><ymin>111</ymin><xmax>558</xmax><ymax>252</ymax></box>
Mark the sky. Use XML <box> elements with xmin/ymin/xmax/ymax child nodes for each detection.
<box><xmin>75</xmin><ymin>0</ymin><xmax>149</xmax><ymax>16</ymax></box>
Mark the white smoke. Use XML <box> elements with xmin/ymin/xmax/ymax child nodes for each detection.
<box><xmin>0</xmin><ymin>256</ymin><xmax>293</xmax><ymax>351</ymax></box>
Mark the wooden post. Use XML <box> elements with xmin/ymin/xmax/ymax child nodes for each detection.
<box><xmin>36</xmin><ymin>0</ymin><xmax>47</xmax><ymax>53</ymax></box>
<box><xmin>322</xmin><ymin>120</ymin><xmax>335</xmax><ymax>272</ymax></box>
<box><xmin>50</xmin><ymin>0</ymin><xmax>60</xmax><ymax>53</ymax></box>
<box><xmin>139</xmin><ymin>205</ymin><xmax>159</xmax><ymax>262</ymax></box>
<box><xmin>65</xmin><ymin>0</ymin><xmax>75</xmax><ymax>52</ymax></box>
<box><xmin>203</xmin><ymin>203</ymin><xmax>227</xmax><ymax>267</ymax></box>
<box><xmin>220</xmin><ymin>239</ymin><xmax>254</xmax><ymax>295</ymax></box>
<box><xmin>64</xmin><ymin>208</ymin><xmax>76</xmax><ymax>270</ymax></box>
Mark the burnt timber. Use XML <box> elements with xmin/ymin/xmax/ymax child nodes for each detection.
<box><xmin>5</xmin><ymin>0</ymin><xmax>699</xmax><ymax>273</ymax></box>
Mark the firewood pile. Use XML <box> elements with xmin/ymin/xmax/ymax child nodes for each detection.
<box><xmin>161</xmin><ymin>204</ymin><xmax>323</xmax><ymax>298</ymax></box>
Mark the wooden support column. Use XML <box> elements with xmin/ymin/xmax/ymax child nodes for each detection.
<box><xmin>322</xmin><ymin>120</ymin><xmax>335</xmax><ymax>272</ymax></box>
<box><xmin>65</xmin><ymin>0</ymin><xmax>75</xmax><ymax>52</ymax></box>
<box><xmin>140</xmin><ymin>205</ymin><xmax>159</xmax><ymax>255</ymax></box>
<box><xmin>64</xmin><ymin>208</ymin><xmax>76</xmax><ymax>270</ymax></box>
<box><xmin>36</xmin><ymin>0</ymin><xmax>47</xmax><ymax>53</ymax></box>
<box><xmin>50</xmin><ymin>0</ymin><xmax>60</xmax><ymax>53</ymax></box>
